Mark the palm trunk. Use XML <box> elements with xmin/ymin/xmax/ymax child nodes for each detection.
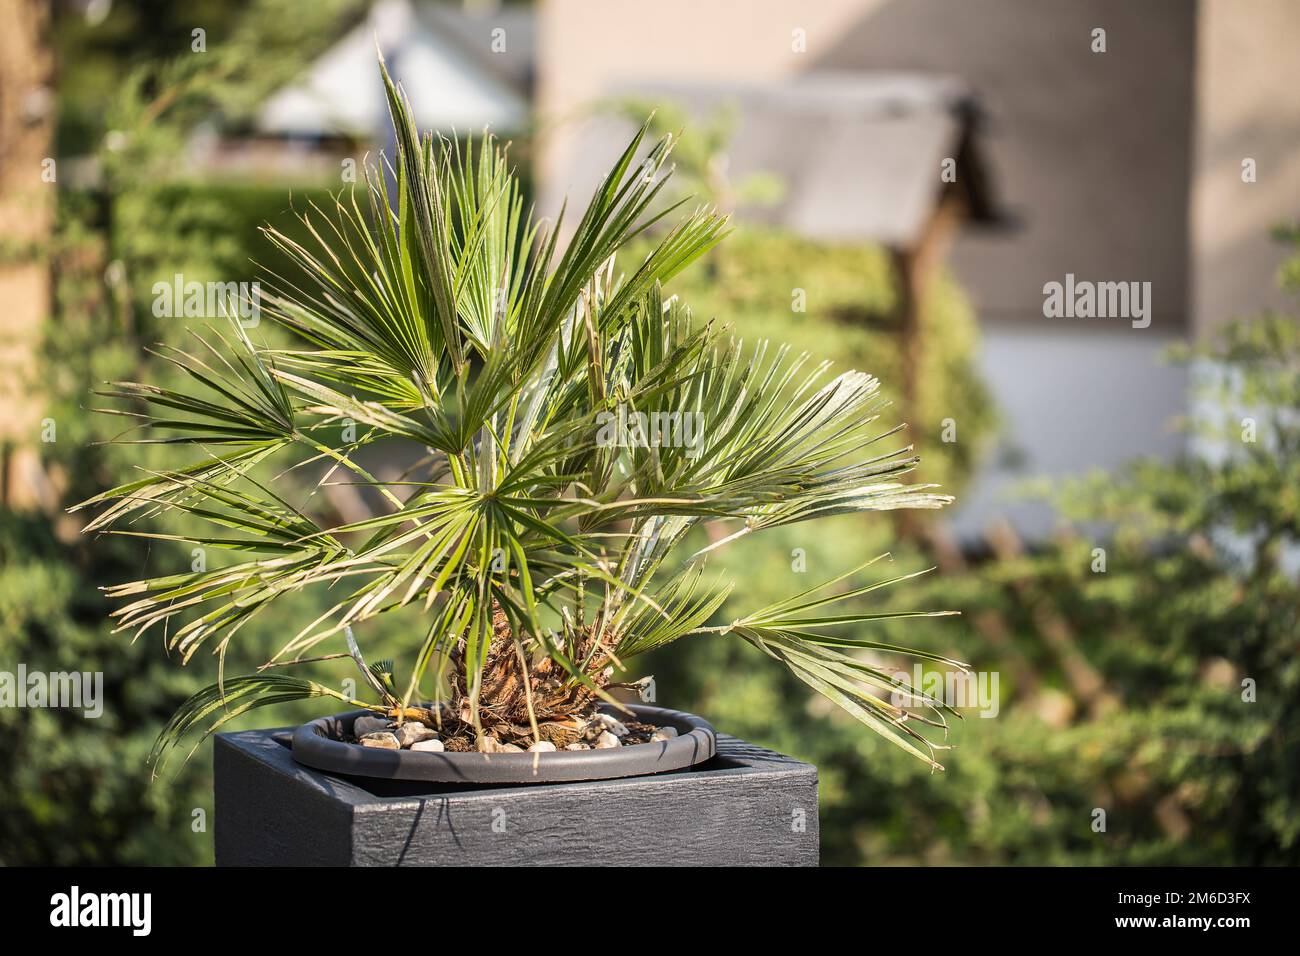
<box><xmin>442</xmin><ymin>607</ymin><xmax>615</xmax><ymax>749</ymax></box>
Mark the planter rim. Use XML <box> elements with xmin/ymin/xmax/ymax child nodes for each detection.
<box><xmin>290</xmin><ymin>703</ymin><xmax>717</xmax><ymax>785</ymax></box>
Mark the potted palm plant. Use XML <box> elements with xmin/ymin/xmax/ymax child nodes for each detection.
<box><xmin>76</xmin><ymin>60</ymin><xmax>964</xmax><ymax>861</ymax></box>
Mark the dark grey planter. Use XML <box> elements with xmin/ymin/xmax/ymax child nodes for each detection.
<box><xmin>214</xmin><ymin>722</ymin><xmax>819</xmax><ymax>866</ymax></box>
<box><xmin>292</xmin><ymin>704</ymin><xmax>719</xmax><ymax>785</ymax></box>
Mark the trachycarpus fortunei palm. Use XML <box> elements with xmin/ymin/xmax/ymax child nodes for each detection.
<box><xmin>76</xmin><ymin>59</ymin><xmax>967</xmax><ymax>767</ymax></box>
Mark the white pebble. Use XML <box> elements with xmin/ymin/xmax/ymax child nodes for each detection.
<box><xmin>651</xmin><ymin>726</ymin><xmax>679</xmax><ymax>742</ymax></box>
<box><xmin>410</xmin><ymin>739</ymin><xmax>445</xmax><ymax>753</ymax></box>
<box><xmin>359</xmin><ymin>732</ymin><xmax>400</xmax><ymax>749</ymax></box>
<box><xmin>594</xmin><ymin>731</ymin><xmax>621</xmax><ymax>749</ymax></box>
<box><xmin>591</xmin><ymin>713</ymin><xmax>630</xmax><ymax>737</ymax></box>
<box><xmin>527</xmin><ymin>741</ymin><xmax>557</xmax><ymax>752</ymax></box>
<box><xmin>396</xmin><ymin>722</ymin><xmax>438</xmax><ymax>748</ymax></box>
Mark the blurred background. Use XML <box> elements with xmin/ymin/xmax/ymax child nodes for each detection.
<box><xmin>1</xmin><ymin>0</ymin><xmax>1297</xmax><ymax>865</ymax></box>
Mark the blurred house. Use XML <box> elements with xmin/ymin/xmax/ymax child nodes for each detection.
<box><xmin>559</xmin><ymin>74</ymin><xmax>1002</xmax><ymax>243</ymax></box>
<box><xmin>559</xmin><ymin>73</ymin><xmax>1006</xmax><ymax>447</ymax></box>
<box><xmin>536</xmin><ymin>0</ymin><xmax>1300</xmax><ymax>538</ymax></box>
<box><xmin>192</xmin><ymin>0</ymin><xmax>535</xmax><ymax>180</ymax></box>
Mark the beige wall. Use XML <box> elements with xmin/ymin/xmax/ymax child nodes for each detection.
<box><xmin>538</xmin><ymin>0</ymin><xmax>1203</xmax><ymax>331</ymax></box>
<box><xmin>1191</xmin><ymin>0</ymin><xmax>1300</xmax><ymax>336</ymax></box>
<box><xmin>812</xmin><ymin>0</ymin><xmax>1196</xmax><ymax>330</ymax></box>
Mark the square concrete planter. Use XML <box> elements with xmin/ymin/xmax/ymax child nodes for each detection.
<box><xmin>214</xmin><ymin>726</ymin><xmax>819</xmax><ymax>866</ymax></box>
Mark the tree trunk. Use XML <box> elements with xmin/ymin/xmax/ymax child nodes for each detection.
<box><xmin>0</xmin><ymin>0</ymin><xmax>54</xmax><ymax>510</ymax></box>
